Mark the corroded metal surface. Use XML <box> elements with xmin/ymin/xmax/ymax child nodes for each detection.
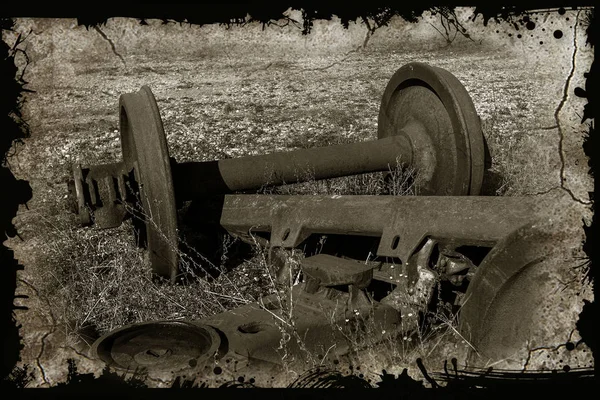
<box><xmin>459</xmin><ymin>215</ymin><xmax>570</xmax><ymax>365</ymax></box>
<box><xmin>69</xmin><ymin>162</ymin><xmax>134</xmax><ymax>228</ymax></box>
<box><xmin>118</xmin><ymin>86</ymin><xmax>179</xmax><ymax>281</ymax></box>
<box><xmin>68</xmin><ymin>62</ymin><xmax>486</xmax><ymax>281</ymax></box>
<box><xmin>378</xmin><ymin>62</ymin><xmax>485</xmax><ymax>195</ymax></box>
<box><xmin>212</xmin><ymin>194</ymin><xmax>547</xmax><ymax>263</ymax></box>
<box><xmin>69</xmin><ymin>87</ymin><xmax>180</xmax><ymax>280</ymax></box>
<box><xmin>172</xmin><ymin>134</ymin><xmax>413</xmax><ymax>198</ymax></box>
<box><xmin>301</xmin><ymin>254</ymin><xmax>374</xmax><ymax>289</ymax></box>
<box><xmin>91</xmin><ymin>260</ymin><xmax>404</xmax><ymax>371</ymax></box>
<box><xmin>91</xmin><ymin>321</ymin><xmax>222</xmax><ymax>373</ymax></box>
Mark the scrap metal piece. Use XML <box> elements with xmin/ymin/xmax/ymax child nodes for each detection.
<box><xmin>68</xmin><ymin>87</ymin><xmax>179</xmax><ymax>281</ymax></box>
<box><xmin>432</xmin><ymin>246</ymin><xmax>479</xmax><ymax>286</ymax></box>
<box><xmin>90</xmin><ymin>321</ymin><xmax>223</xmax><ymax>373</ymax></box>
<box><xmin>119</xmin><ymin>87</ymin><xmax>179</xmax><ymax>281</ymax></box>
<box><xmin>214</xmin><ymin>194</ymin><xmax>544</xmax><ymax>264</ymax></box>
<box><xmin>301</xmin><ymin>254</ymin><xmax>374</xmax><ymax>289</ymax></box>
<box><xmin>68</xmin><ymin>62</ymin><xmax>487</xmax><ymax>280</ymax></box>
<box><xmin>444</xmin><ymin>256</ymin><xmax>474</xmax><ymax>275</ymax></box>
<box><xmin>70</xmin><ymin>162</ymin><xmax>134</xmax><ymax>229</ymax></box>
<box><xmin>172</xmin><ymin>135</ymin><xmax>414</xmax><ymax>198</ymax></box>
<box><xmin>201</xmin><ymin>284</ymin><xmax>401</xmax><ymax>367</ymax></box>
<box><xmin>379</xmin><ymin>62</ymin><xmax>485</xmax><ymax>195</ymax></box>
<box><xmin>381</xmin><ymin>238</ymin><xmax>438</xmax><ymax>328</ymax></box>
<box><xmin>300</xmin><ymin>254</ymin><xmax>377</xmax><ymax>317</ymax></box>
<box><xmin>458</xmin><ymin>218</ymin><xmax>567</xmax><ymax>364</ymax></box>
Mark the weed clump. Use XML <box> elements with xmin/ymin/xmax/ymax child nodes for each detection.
<box><xmin>259</xmin><ymin>157</ymin><xmax>419</xmax><ymax>196</ymax></box>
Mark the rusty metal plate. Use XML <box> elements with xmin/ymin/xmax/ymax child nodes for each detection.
<box><xmin>378</xmin><ymin>62</ymin><xmax>485</xmax><ymax>195</ymax></box>
<box><xmin>119</xmin><ymin>86</ymin><xmax>179</xmax><ymax>281</ymax></box>
<box><xmin>90</xmin><ymin>321</ymin><xmax>222</xmax><ymax>373</ymax></box>
<box><xmin>202</xmin><ymin>285</ymin><xmax>402</xmax><ymax>366</ymax></box>
<box><xmin>301</xmin><ymin>254</ymin><xmax>374</xmax><ymax>288</ymax></box>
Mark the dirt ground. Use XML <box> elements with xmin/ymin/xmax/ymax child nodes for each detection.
<box><xmin>2</xmin><ymin>8</ymin><xmax>594</xmax><ymax>387</ymax></box>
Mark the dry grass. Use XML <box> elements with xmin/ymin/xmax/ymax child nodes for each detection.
<box><xmin>34</xmin><ymin>158</ymin><xmax>429</xmax><ymax>359</ymax></box>
<box><xmin>259</xmin><ymin>156</ymin><xmax>419</xmax><ymax>196</ymax></box>
<box><xmin>34</xmin><ymin>218</ymin><xmax>249</xmax><ymax>339</ymax></box>
<box><xmin>230</xmin><ymin>234</ymin><xmax>475</xmax><ymax>378</ymax></box>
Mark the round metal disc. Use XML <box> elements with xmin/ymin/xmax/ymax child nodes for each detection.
<box><xmin>458</xmin><ymin>222</ymin><xmax>557</xmax><ymax>363</ymax></box>
<box><xmin>119</xmin><ymin>86</ymin><xmax>179</xmax><ymax>281</ymax></box>
<box><xmin>90</xmin><ymin>321</ymin><xmax>222</xmax><ymax>372</ymax></box>
<box><xmin>378</xmin><ymin>62</ymin><xmax>484</xmax><ymax>195</ymax></box>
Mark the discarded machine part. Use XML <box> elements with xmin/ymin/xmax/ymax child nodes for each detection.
<box><xmin>68</xmin><ymin>62</ymin><xmax>486</xmax><ymax>281</ymax></box>
<box><xmin>209</xmin><ymin>195</ymin><xmax>547</xmax><ymax>263</ymax></box>
<box><xmin>458</xmin><ymin>218</ymin><xmax>566</xmax><ymax>364</ymax></box>
<box><xmin>91</xmin><ymin>321</ymin><xmax>222</xmax><ymax>373</ymax></box>
<box><xmin>89</xmin><ymin>192</ymin><xmax>570</xmax><ymax>374</ymax></box>
<box><xmin>381</xmin><ymin>238</ymin><xmax>438</xmax><ymax>329</ymax></box>
<box><xmin>70</xmin><ymin>87</ymin><xmax>179</xmax><ymax>280</ymax></box>
<box><xmin>378</xmin><ymin>62</ymin><xmax>485</xmax><ymax>196</ymax></box>
<box><xmin>90</xmin><ymin>255</ymin><xmax>405</xmax><ymax>371</ymax></box>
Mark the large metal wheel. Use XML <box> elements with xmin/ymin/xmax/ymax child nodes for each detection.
<box><xmin>459</xmin><ymin>220</ymin><xmax>560</xmax><ymax>364</ymax></box>
<box><xmin>90</xmin><ymin>321</ymin><xmax>222</xmax><ymax>373</ymax></box>
<box><xmin>119</xmin><ymin>86</ymin><xmax>179</xmax><ymax>281</ymax></box>
<box><xmin>378</xmin><ymin>62</ymin><xmax>485</xmax><ymax>195</ymax></box>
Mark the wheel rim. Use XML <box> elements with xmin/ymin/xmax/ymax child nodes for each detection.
<box><xmin>119</xmin><ymin>86</ymin><xmax>179</xmax><ymax>281</ymax></box>
<box><xmin>378</xmin><ymin>62</ymin><xmax>485</xmax><ymax>195</ymax></box>
<box><xmin>91</xmin><ymin>321</ymin><xmax>222</xmax><ymax>372</ymax></box>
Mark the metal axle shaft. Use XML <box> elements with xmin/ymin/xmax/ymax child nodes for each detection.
<box><xmin>171</xmin><ymin>131</ymin><xmax>413</xmax><ymax>199</ymax></box>
<box><xmin>68</xmin><ymin>62</ymin><xmax>486</xmax><ymax>280</ymax></box>
<box><xmin>71</xmin><ymin>122</ymin><xmax>415</xmax><ymax>227</ymax></box>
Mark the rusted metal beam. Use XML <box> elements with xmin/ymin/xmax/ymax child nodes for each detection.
<box><xmin>89</xmin><ymin>193</ymin><xmax>570</xmax><ymax>373</ymax></box>
<box><xmin>195</xmin><ymin>194</ymin><xmax>551</xmax><ymax>263</ymax></box>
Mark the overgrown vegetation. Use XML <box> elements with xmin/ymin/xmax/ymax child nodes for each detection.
<box><xmin>35</xmin><ymin>161</ymin><xmax>413</xmax><ymax>331</ymax></box>
<box><xmin>30</xmin><ymin>151</ymin><xmax>480</xmax><ymax>382</ymax></box>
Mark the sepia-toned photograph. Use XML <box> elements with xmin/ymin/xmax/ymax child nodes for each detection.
<box><xmin>1</xmin><ymin>5</ymin><xmax>595</xmax><ymax>389</ymax></box>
